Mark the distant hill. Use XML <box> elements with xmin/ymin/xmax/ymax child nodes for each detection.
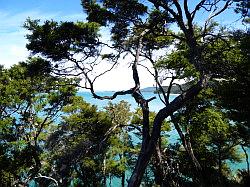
<box><xmin>140</xmin><ymin>87</ymin><xmax>157</xmax><ymax>92</ymax></box>
<box><xmin>141</xmin><ymin>82</ymin><xmax>193</xmax><ymax>94</ymax></box>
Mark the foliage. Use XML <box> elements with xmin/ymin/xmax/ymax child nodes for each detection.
<box><xmin>0</xmin><ymin>58</ymin><xmax>78</xmax><ymax>185</ymax></box>
<box><xmin>5</xmin><ymin>0</ymin><xmax>250</xmax><ymax>186</ymax></box>
<box><xmin>44</xmin><ymin>96</ymin><xmax>112</xmax><ymax>186</ymax></box>
<box><xmin>24</xmin><ymin>19</ymin><xmax>101</xmax><ymax>62</ymax></box>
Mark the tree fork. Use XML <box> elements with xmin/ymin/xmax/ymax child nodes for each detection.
<box><xmin>128</xmin><ymin>75</ymin><xmax>210</xmax><ymax>187</ymax></box>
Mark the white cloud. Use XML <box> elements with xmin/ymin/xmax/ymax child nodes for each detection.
<box><xmin>0</xmin><ymin>29</ymin><xmax>28</xmax><ymax>68</ymax></box>
<box><xmin>0</xmin><ymin>10</ymin><xmax>58</xmax><ymax>68</ymax></box>
<box><xmin>0</xmin><ymin>10</ymin><xmax>86</xmax><ymax>68</ymax></box>
<box><xmin>91</xmin><ymin>60</ymin><xmax>156</xmax><ymax>91</ymax></box>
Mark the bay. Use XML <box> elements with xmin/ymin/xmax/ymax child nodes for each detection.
<box><xmin>77</xmin><ymin>91</ymin><xmax>176</xmax><ymax>112</ymax></box>
<box><xmin>78</xmin><ymin>91</ymin><xmax>180</xmax><ymax>142</ymax></box>
<box><xmin>77</xmin><ymin>91</ymin><xmax>177</xmax><ymax>186</ymax></box>
<box><xmin>78</xmin><ymin>91</ymin><xmax>249</xmax><ymax>183</ymax></box>
<box><xmin>27</xmin><ymin>91</ymin><xmax>249</xmax><ymax>186</ymax></box>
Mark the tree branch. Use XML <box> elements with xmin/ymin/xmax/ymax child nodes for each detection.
<box><xmin>34</xmin><ymin>174</ymin><xmax>58</xmax><ymax>186</ymax></box>
<box><xmin>191</xmin><ymin>0</ymin><xmax>206</xmax><ymax>20</ymax></box>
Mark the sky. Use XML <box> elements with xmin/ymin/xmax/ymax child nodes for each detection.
<box><xmin>0</xmin><ymin>0</ymin><xmax>157</xmax><ymax>91</ymax></box>
<box><xmin>0</xmin><ymin>0</ymin><xmax>84</xmax><ymax>67</ymax></box>
<box><xmin>0</xmin><ymin>0</ymin><xmax>245</xmax><ymax>91</ymax></box>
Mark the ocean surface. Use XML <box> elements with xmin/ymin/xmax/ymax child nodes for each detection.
<box><xmin>28</xmin><ymin>91</ymin><xmax>249</xmax><ymax>186</ymax></box>
<box><xmin>76</xmin><ymin>91</ymin><xmax>178</xmax><ymax>186</ymax></box>
<box><xmin>78</xmin><ymin>91</ymin><xmax>180</xmax><ymax>142</ymax></box>
<box><xmin>78</xmin><ymin>91</ymin><xmax>250</xmax><ymax>186</ymax></box>
<box><xmin>77</xmin><ymin>91</ymin><xmax>175</xmax><ymax>112</ymax></box>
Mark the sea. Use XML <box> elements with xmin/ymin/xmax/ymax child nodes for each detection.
<box><xmin>28</xmin><ymin>91</ymin><xmax>249</xmax><ymax>186</ymax></box>
<box><xmin>77</xmin><ymin>91</ymin><xmax>249</xmax><ymax>186</ymax></box>
<box><xmin>77</xmin><ymin>91</ymin><xmax>170</xmax><ymax>112</ymax></box>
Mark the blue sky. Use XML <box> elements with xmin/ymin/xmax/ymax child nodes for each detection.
<box><xmin>0</xmin><ymin>0</ymin><xmax>246</xmax><ymax>91</ymax></box>
<box><xmin>0</xmin><ymin>0</ymin><xmax>152</xmax><ymax>91</ymax></box>
<box><xmin>0</xmin><ymin>0</ymin><xmax>85</xmax><ymax>67</ymax></box>
<box><xmin>0</xmin><ymin>0</ymin><xmax>140</xmax><ymax>91</ymax></box>
<box><xmin>0</xmin><ymin>0</ymin><xmax>83</xmax><ymax>15</ymax></box>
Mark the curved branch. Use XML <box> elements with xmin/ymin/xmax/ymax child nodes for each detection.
<box><xmin>92</xmin><ymin>60</ymin><xmax>119</xmax><ymax>83</ymax></box>
<box><xmin>184</xmin><ymin>0</ymin><xmax>194</xmax><ymax>35</ymax></box>
<box><xmin>191</xmin><ymin>0</ymin><xmax>206</xmax><ymax>20</ymax></box>
<box><xmin>151</xmin><ymin>74</ymin><xmax>210</xmax><ymax>146</ymax></box>
<box><xmin>34</xmin><ymin>174</ymin><xmax>58</xmax><ymax>186</ymax></box>
<box><xmin>128</xmin><ymin>74</ymin><xmax>210</xmax><ymax>186</ymax></box>
<box><xmin>166</xmin><ymin>76</ymin><xmax>175</xmax><ymax>102</ymax></box>
<box><xmin>133</xmin><ymin>29</ymin><xmax>150</xmax><ymax>89</ymax></box>
<box><xmin>203</xmin><ymin>0</ymin><xmax>232</xmax><ymax>35</ymax></box>
<box><xmin>207</xmin><ymin>0</ymin><xmax>232</xmax><ymax>21</ymax></box>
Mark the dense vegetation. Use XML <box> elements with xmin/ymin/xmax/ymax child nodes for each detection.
<box><xmin>1</xmin><ymin>0</ymin><xmax>249</xmax><ymax>186</ymax></box>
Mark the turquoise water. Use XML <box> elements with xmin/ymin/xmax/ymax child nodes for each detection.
<box><xmin>78</xmin><ymin>91</ymin><xmax>178</xmax><ymax>186</ymax></box>
<box><xmin>78</xmin><ymin>91</ymin><xmax>249</xmax><ymax>185</ymax></box>
<box><xmin>78</xmin><ymin>91</ymin><xmax>178</xmax><ymax>142</ymax></box>
<box><xmin>77</xmin><ymin>91</ymin><xmax>174</xmax><ymax>112</ymax></box>
<box><xmin>28</xmin><ymin>91</ymin><xmax>249</xmax><ymax>186</ymax></box>
<box><xmin>78</xmin><ymin>91</ymin><xmax>180</xmax><ymax>144</ymax></box>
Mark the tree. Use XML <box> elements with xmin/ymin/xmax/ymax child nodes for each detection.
<box><xmin>173</xmin><ymin>89</ymin><xmax>243</xmax><ymax>185</ymax></box>
<box><xmin>44</xmin><ymin>96</ymin><xmax>114</xmax><ymax>186</ymax></box>
<box><xmin>214</xmin><ymin>30</ymin><xmax>250</xmax><ymax>185</ymax></box>
<box><xmin>0</xmin><ymin>58</ymin><xmax>78</xmax><ymax>186</ymax></box>
<box><xmin>104</xmin><ymin>101</ymin><xmax>134</xmax><ymax>187</ymax></box>
<box><xmin>130</xmin><ymin>107</ymin><xmax>172</xmax><ymax>186</ymax></box>
<box><xmin>24</xmin><ymin>0</ymin><xmax>248</xmax><ymax>186</ymax></box>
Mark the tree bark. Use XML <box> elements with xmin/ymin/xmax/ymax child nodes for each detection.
<box><xmin>171</xmin><ymin>115</ymin><xmax>205</xmax><ymax>186</ymax></box>
<box><xmin>128</xmin><ymin>75</ymin><xmax>210</xmax><ymax>187</ymax></box>
<box><xmin>122</xmin><ymin>172</ymin><xmax>125</xmax><ymax>187</ymax></box>
<box><xmin>103</xmin><ymin>155</ymin><xmax>107</xmax><ymax>186</ymax></box>
<box><xmin>241</xmin><ymin>145</ymin><xmax>250</xmax><ymax>176</ymax></box>
<box><xmin>154</xmin><ymin>141</ymin><xmax>165</xmax><ymax>186</ymax></box>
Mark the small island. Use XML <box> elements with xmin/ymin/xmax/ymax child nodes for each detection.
<box><xmin>141</xmin><ymin>82</ymin><xmax>192</xmax><ymax>94</ymax></box>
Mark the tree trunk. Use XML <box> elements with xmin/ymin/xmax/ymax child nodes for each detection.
<box><xmin>122</xmin><ymin>172</ymin><xmax>125</xmax><ymax>187</ymax></box>
<box><xmin>103</xmin><ymin>155</ymin><xmax>107</xmax><ymax>186</ymax></box>
<box><xmin>128</xmin><ymin>147</ymin><xmax>152</xmax><ymax>187</ymax></box>
<box><xmin>119</xmin><ymin>153</ymin><xmax>126</xmax><ymax>187</ymax></box>
<box><xmin>128</xmin><ymin>75</ymin><xmax>210</xmax><ymax>187</ymax></box>
<box><xmin>154</xmin><ymin>141</ymin><xmax>164</xmax><ymax>186</ymax></box>
<box><xmin>171</xmin><ymin>116</ymin><xmax>202</xmax><ymax>170</ymax></box>
<box><xmin>218</xmin><ymin>146</ymin><xmax>223</xmax><ymax>185</ymax></box>
<box><xmin>241</xmin><ymin>145</ymin><xmax>250</xmax><ymax>175</ymax></box>
<box><xmin>171</xmin><ymin>116</ymin><xmax>205</xmax><ymax>186</ymax></box>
